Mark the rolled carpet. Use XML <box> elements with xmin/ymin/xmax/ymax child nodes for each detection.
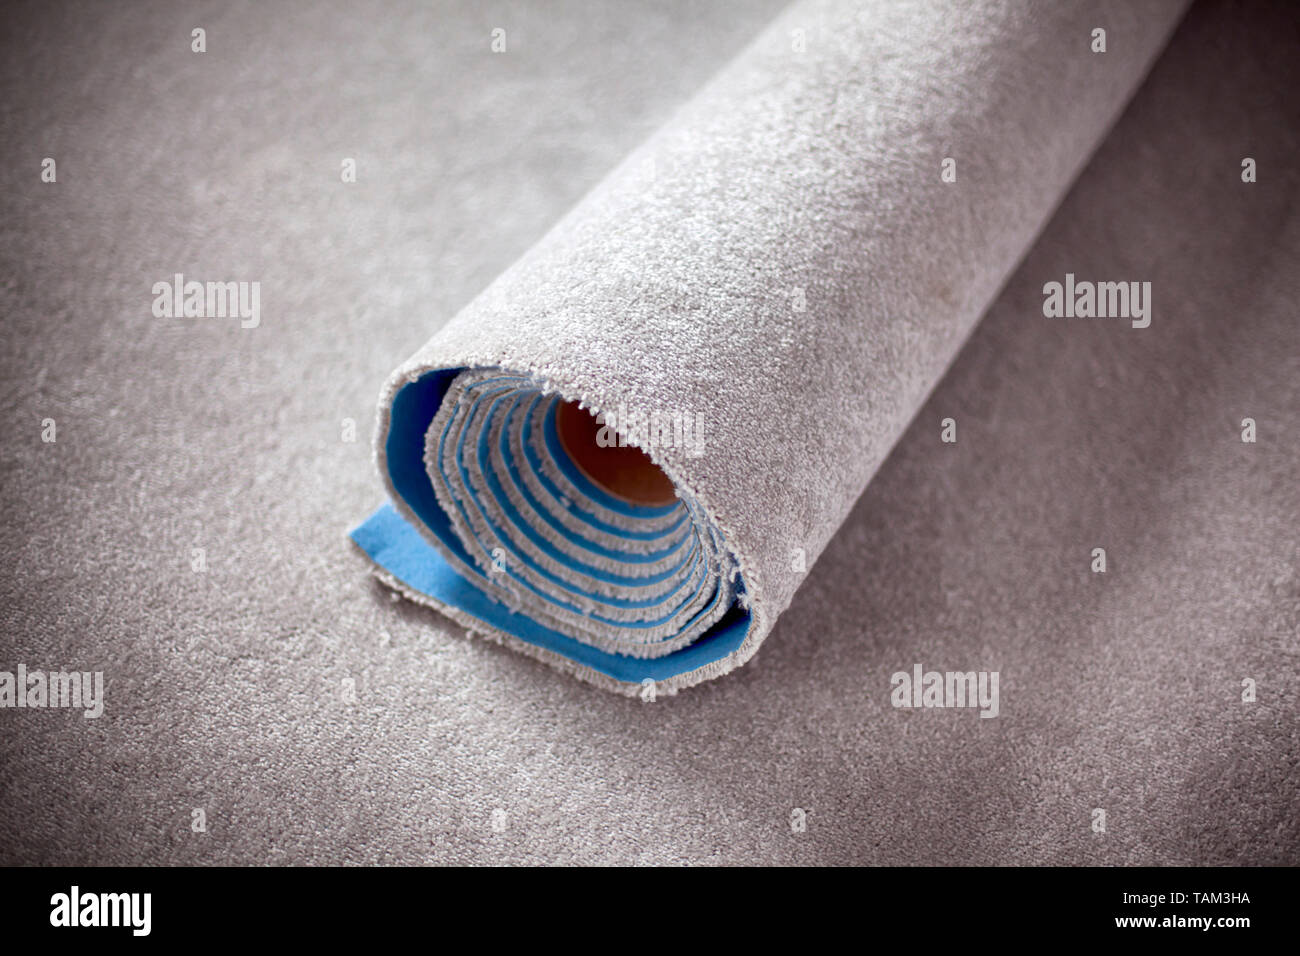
<box><xmin>350</xmin><ymin>0</ymin><xmax>1189</xmax><ymax>694</ymax></box>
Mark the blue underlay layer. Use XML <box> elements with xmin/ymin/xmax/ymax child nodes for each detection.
<box><xmin>349</xmin><ymin>366</ymin><xmax>752</xmax><ymax>684</ymax></box>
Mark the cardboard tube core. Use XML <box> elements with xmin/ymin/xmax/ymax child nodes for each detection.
<box><xmin>555</xmin><ymin>400</ymin><xmax>677</xmax><ymax>507</ymax></box>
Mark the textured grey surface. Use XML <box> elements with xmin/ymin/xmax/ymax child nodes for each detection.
<box><xmin>1</xmin><ymin>0</ymin><xmax>1297</xmax><ymax>865</ymax></box>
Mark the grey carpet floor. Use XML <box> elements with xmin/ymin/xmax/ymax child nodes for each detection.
<box><xmin>1</xmin><ymin>0</ymin><xmax>1296</xmax><ymax>865</ymax></box>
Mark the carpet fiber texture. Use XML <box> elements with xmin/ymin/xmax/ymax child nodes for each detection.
<box><xmin>1</xmin><ymin>0</ymin><xmax>1297</xmax><ymax>864</ymax></box>
<box><xmin>354</xmin><ymin>0</ymin><xmax>1190</xmax><ymax>694</ymax></box>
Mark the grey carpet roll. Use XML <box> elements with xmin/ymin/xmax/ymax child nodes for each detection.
<box><xmin>352</xmin><ymin>0</ymin><xmax>1190</xmax><ymax>694</ymax></box>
